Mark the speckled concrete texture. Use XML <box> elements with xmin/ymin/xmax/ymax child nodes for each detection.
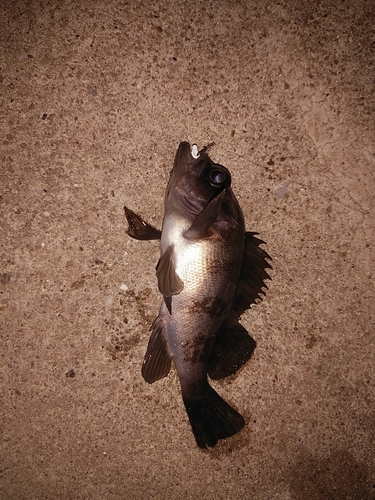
<box><xmin>1</xmin><ymin>0</ymin><xmax>374</xmax><ymax>499</ymax></box>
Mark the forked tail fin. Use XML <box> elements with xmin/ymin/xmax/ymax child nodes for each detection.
<box><xmin>182</xmin><ymin>385</ymin><xmax>245</xmax><ymax>448</ymax></box>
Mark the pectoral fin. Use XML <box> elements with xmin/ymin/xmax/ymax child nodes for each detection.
<box><xmin>124</xmin><ymin>206</ymin><xmax>162</xmax><ymax>240</ymax></box>
<box><xmin>156</xmin><ymin>245</ymin><xmax>184</xmax><ymax>297</ymax></box>
<box><xmin>183</xmin><ymin>191</ymin><xmax>225</xmax><ymax>240</ymax></box>
<box><xmin>142</xmin><ymin>313</ymin><xmax>171</xmax><ymax>383</ymax></box>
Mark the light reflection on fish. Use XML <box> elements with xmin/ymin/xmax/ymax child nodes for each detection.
<box><xmin>124</xmin><ymin>142</ymin><xmax>271</xmax><ymax>448</ymax></box>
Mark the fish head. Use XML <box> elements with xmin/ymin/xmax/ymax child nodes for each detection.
<box><xmin>165</xmin><ymin>141</ymin><xmax>234</xmax><ymax>221</ymax></box>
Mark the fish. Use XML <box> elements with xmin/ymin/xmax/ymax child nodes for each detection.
<box><xmin>124</xmin><ymin>141</ymin><xmax>271</xmax><ymax>448</ymax></box>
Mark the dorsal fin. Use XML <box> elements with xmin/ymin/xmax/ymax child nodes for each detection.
<box><xmin>208</xmin><ymin>316</ymin><xmax>256</xmax><ymax>380</ymax></box>
<box><xmin>232</xmin><ymin>232</ymin><xmax>272</xmax><ymax>318</ymax></box>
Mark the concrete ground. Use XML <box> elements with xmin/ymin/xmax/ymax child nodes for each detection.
<box><xmin>1</xmin><ymin>0</ymin><xmax>374</xmax><ymax>498</ymax></box>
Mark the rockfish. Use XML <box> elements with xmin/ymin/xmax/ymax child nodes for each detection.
<box><xmin>124</xmin><ymin>142</ymin><xmax>271</xmax><ymax>448</ymax></box>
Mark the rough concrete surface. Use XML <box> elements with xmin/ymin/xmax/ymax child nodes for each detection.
<box><xmin>1</xmin><ymin>0</ymin><xmax>374</xmax><ymax>499</ymax></box>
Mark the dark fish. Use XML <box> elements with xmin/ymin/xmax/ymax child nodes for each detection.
<box><xmin>124</xmin><ymin>142</ymin><xmax>271</xmax><ymax>448</ymax></box>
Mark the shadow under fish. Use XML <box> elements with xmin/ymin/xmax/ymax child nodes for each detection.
<box><xmin>124</xmin><ymin>141</ymin><xmax>272</xmax><ymax>448</ymax></box>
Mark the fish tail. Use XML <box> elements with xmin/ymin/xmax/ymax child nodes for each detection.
<box><xmin>182</xmin><ymin>384</ymin><xmax>245</xmax><ymax>448</ymax></box>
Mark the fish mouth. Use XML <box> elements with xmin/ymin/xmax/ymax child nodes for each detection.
<box><xmin>174</xmin><ymin>142</ymin><xmax>231</xmax><ymax>188</ymax></box>
<box><xmin>173</xmin><ymin>141</ymin><xmax>193</xmax><ymax>170</ymax></box>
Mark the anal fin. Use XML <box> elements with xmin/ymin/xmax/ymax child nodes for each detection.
<box><xmin>142</xmin><ymin>314</ymin><xmax>171</xmax><ymax>383</ymax></box>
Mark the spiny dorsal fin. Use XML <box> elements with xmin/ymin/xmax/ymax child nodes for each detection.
<box><xmin>232</xmin><ymin>232</ymin><xmax>272</xmax><ymax>318</ymax></box>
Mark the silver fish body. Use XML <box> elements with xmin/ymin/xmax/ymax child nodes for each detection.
<box><xmin>124</xmin><ymin>142</ymin><xmax>271</xmax><ymax>448</ymax></box>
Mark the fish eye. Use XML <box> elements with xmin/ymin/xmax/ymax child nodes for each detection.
<box><xmin>209</xmin><ymin>169</ymin><xmax>226</xmax><ymax>186</ymax></box>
